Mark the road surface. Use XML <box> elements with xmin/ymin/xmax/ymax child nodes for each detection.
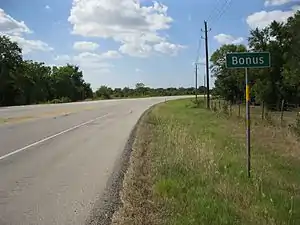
<box><xmin>0</xmin><ymin>97</ymin><xmax>186</xmax><ymax>225</ymax></box>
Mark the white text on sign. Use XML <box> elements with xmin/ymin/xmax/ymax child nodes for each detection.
<box><xmin>232</xmin><ymin>56</ymin><xmax>265</xmax><ymax>66</ymax></box>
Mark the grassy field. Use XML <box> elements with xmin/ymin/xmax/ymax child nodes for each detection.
<box><xmin>112</xmin><ymin>98</ymin><xmax>300</xmax><ymax>225</ymax></box>
<box><xmin>209</xmin><ymin>99</ymin><xmax>299</xmax><ymax>127</ymax></box>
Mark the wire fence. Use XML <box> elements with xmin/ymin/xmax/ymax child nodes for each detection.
<box><xmin>209</xmin><ymin>99</ymin><xmax>300</xmax><ymax>132</ymax></box>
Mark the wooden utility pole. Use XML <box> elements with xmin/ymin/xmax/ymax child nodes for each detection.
<box><xmin>204</xmin><ymin>21</ymin><xmax>210</xmax><ymax>109</ymax></box>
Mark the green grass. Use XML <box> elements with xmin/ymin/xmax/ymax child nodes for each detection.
<box><xmin>0</xmin><ymin>118</ymin><xmax>7</xmax><ymax>124</ymax></box>
<box><xmin>112</xmin><ymin>98</ymin><xmax>300</xmax><ymax>225</ymax></box>
<box><xmin>151</xmin><ymin>99</ymin><xmax>300</xmax><ymax>225</ymax></box>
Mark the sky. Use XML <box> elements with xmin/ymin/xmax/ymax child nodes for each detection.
<box><xmin>0</xmin><ymin>0</ymin><xmax>300</xmax><ymax>89</ymax></box>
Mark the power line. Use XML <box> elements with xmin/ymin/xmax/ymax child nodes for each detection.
<box><xmin>207</xmin><ymin>0</ymin><xmax>223</xmax><ymax>22</ymax></box>
<box><xmin>195</xmin><ymin>35</ymin><xmax>203</xmax><ymax>63</ymax></box>
<box><xmin>209</xmin><ymin>0</ymin><xmax>234</xmax><ymax>26</ymax></box>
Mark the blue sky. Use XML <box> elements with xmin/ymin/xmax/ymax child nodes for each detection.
<box><xmin>0</xmin><ymin>0</ymin><xmax>299</xmax><ymax>89</ymax></box>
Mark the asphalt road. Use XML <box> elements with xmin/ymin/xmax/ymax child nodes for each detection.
<box><xmin>0</xmin><ymin>97</ymin><xmax>187</xmax><ymax>225</ymax></box>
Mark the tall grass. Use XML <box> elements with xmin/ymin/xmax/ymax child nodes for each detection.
<box><xmin>113</xmin><ymin>99</ymin><xmax>300</xmax><ymax>225</ymax></box>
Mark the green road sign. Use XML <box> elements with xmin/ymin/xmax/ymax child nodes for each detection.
<box><xmin>226</xmin><ymin>52</ymin><xmax>270</xmax><ymax>68</ymax></box>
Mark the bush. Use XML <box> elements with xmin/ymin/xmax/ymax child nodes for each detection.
<box><xmin>49</xmin><ymin>97</ymin><xmax>71</xmax><ymax>104</ymax></box>
<box><xmin>189</xmin><ymin>99</ymin><xmax>204</xmax><ymax>108</ymax></box>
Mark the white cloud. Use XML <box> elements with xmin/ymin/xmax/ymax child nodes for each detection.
<box><xmin>292</xmin><ymin>5</ymin><xmax>300</xmax><ymax>10</ymax></box>
<box><xmin>0</xmin><ymin>8</ymin><xmax>31</xmax><ymax>35</ymax></box>
<box><xmin>154</xmin><ymin>42</ymin><xmax>186</xmax><ymax>56</ymax></box>
<box><xmin>68</xmin><ymin>0</ymin><xmax>184</xmax><ymax>57</ymax></box>
<box><xmin>55</xmin><ymin>50</ymin><xmax>120</xmax><ymax>73</ymax></box>
<box><xmin>214</xmin><ymin>34</ymin><xmax>244</xmax><ymax>45</ymax></box>
<box><xmin>246</xmin><ymin>7</ymin><xmax>299</xmax><ymax>29</ymax></box>
<box><xmin>0</xmin><ymin>8</ymin><xmax>53</xmax><ymax>54</ymax></box>
<box><xmin>9</xmin><ymin>35</ymin><xmax>53</xmax><ymax>54</ymax></box>
<box><xmin>73</xmin><ymin>52</ymin><xmax>115</xmax><ymax>73</ymax></box>
<box><xmin>68</xmin><ymin>0</ymin><xmax>172</xmax><ymax>39</ymax></box>
<box><xmin>45</xmin><ymin>5</ymin><xmax>51</xmax><ymax>10</ymax></box>
<box><xmin>119</xmin><ymin>41</ymin><xmax>152</xmax><ymax>57</ymax></box>
<box><xmin>54</xmin><ymin>54</ymin><xmax>71</xmax><ymax>62</ymax></box>
<box><xmin>135</xmin><ymin>68</ymin><xmax>143</xmax><ymax>73</ymax></box>
<box><xmin>73</xmin><ymin>41</ymin><xmax>99</xmax><ymax>51</ymax></box>
<box><xmin>101</xmin><ymin>50</ymin><xmax>122</xmax><ymax>59</ymax></box>
<box><xmin>264</xmin><ymin>0</ymin><xmax>300</xmax><ymax>6</ymax></box>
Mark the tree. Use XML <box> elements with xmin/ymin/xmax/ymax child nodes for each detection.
<box><xmin>0</xmin><ymin>35</ymin><xmax>93</xmax><ymax>106</ymax></box>
<box><xmin>135</xmin><ymin>83</ymin><xmax>145</xmax><ymax>89</ymax></box>
<box><xmin>95</xmin><ymin>85</ymin><xmax>113</xmax><ymax>99</ymax></box>
<box><xmin>0</xmin><ymin>35</ymin><xmax>23</xmax><ymax>106</ymax></box>
<box><xmin>210</xmin><ymin>44</ymin><xmax>247</xmax><ymax>103</ymax></box>
<box><xmin>212</xmin><ymin>11</ymin><xmax>300</xmax><ymax>108</ymax></box>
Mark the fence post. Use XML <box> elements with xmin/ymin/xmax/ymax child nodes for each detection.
<box><xmin>280</xmin><ymin>99</ymin><xmax>285</xmax><ymax>125</ymax></box>
<box><xmin>238</xmin><ymin>103</ymin><xmax>241</xmax><ymax>117</ymax></box>
<box><xmin>262</xmin><ymin>101</ymin><xmax>265</xmax><ymax>120</ymax></box>
<box><xmin>219</xmin><ymin>100</ymin><xmax>221</xmax><ymax>110</ymax></box>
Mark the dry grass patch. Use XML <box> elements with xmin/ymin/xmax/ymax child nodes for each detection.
<box><xmin>0</xmin><ymin>116</ymin><xmax>35</xmax><ymax>124</ymax></box>
<box><xmin>112</xmin><ymin>112</ymin><xmax>162</xmax><ymax>225</ymax></box>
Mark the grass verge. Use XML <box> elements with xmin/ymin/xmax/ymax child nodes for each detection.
<box><xmin>112</xmin><ymin>98</ymin><xmax>300</xmax><ymax>225</ymax></box>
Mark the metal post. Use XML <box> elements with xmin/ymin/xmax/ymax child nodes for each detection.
<box><xmin>204</xmin><ymin>21</ymin><xmax>210</xmax><ymax>109</ymax></box>
<box><xmin>280</xmin><ymin>99</ymin><xmax>285</xmax><ymax>125</ymax></box>
<box><xmin>245</xmin><ymin>68</ymin><xmax>251</xmax><ymax>178</ymax></box>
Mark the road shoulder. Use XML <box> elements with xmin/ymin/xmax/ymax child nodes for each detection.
<box><xmin>85</xmin><ymin>106</ymin><xmax>153</xmax><ymax>225</ymax></box>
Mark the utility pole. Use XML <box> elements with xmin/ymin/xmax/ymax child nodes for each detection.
<box><xmin>195</xmin><ymin>63</ymin><xmax>198</xmax><ymax>101</ymax></box>
<box><xmin>204</xmin><ymin>21</ymin><xmax>210</xmax><ymax>109</ymax></box>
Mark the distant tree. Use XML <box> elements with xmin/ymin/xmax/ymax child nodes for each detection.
<box><xmin>135</xmin><ymin>83</ymin><xmax>145</xmax><ymax>89</ymax></box>
<box><xmin>95</xmin><ymin>85</ymin><xmax>112</xmax><ymax>99</ymax></box>
<box><xmin>210</xmin><ymin>44</ymin><xmax>247</xmax><ymax>103</ymax></box>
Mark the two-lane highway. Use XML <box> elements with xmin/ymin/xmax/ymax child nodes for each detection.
<box><xmin>0</xmin><ymin>97</ymin><xmax>184</xmax><ymax>225</ymax></box>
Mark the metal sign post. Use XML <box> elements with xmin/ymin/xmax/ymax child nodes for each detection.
<box><xmin>226</xmin><ymin>52</ymin><xmax>271</xmax><ymax>178</ymax></box>
<box><xmin>245</xmin><ymin>67</ymin><xmax>251</xmax><ymax>178</ymax></box>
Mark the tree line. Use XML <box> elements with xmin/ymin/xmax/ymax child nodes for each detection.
<box><xmin>0</xmin><ymin>36</ymin><xmax>93</xmax><ymax>106</ymax></box>
<box><xmin>0</xmin><ymin>35</ymin><xmax>205</xmax><ymax>106</ymax></box>
<box><xmin>94</xmin><ymin>83</ymin><xmax>207</xmax><ymax>99</ymax></box>
<box><xmin>211</xmin><ymin>10</ymin><xmax>300</xmax><ymax>109</ymax></box>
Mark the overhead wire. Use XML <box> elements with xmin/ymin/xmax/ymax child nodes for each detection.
<box><xmin>206</xmin><ymin>0</ymin><xmax>224</xmax><ymax>23</ymax></box>
<box><xmin>209</xmin><ymin>0</ymin><xmax>234</xmax><ymax>26</ymax></box>
<box><xmin>195</xmin><ymin>0</ymin><xmax>234</xmax><ymax>63</ymax></box>
<box><xmin>195</xmin><ymin>33</ymin><xmax>203</xmax><ymax>64</ymax></box>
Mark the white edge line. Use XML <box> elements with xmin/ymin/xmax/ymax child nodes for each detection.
<box><xmin>0</xmin><ymin>114</ymin><xmax>109</xmax><ymax>161</ymax></box>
